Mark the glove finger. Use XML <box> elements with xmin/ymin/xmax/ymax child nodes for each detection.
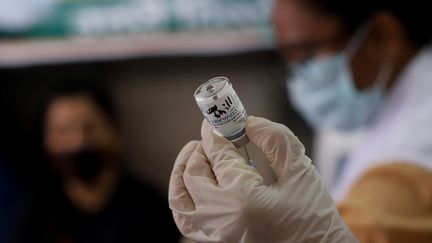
<box><xmin>185</xmin><ymin>142</ymin><xmax>217</xmax><ymax>182</ymax></box>
<box><xmin>200</xmin><ymin>118</ymin><xmax>213</xmax><ymax>139</ymax></box>
<box><xmin>169</xmin><ymin>140</ymin><xmax>199</xmax><ymax>213</ymax></box>
<box><xmin>200</xmin><ymin>120</ymin><xmax>262</xmax><ymax>188</ymax></box>
<box><xmin>184</xmin><ymin>142</ymin><xmax>218</xmax><ymax>205</ymax></box>
<box><xmin>246</xmin><ymin>116</ymin><xmax>312</xmax><ymax>181</ymax></box>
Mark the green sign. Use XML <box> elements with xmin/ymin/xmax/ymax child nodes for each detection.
<box><xmin>23</xmin><ymin>0</ymin><xmax>272</xmax><ymax>37</ymax></box>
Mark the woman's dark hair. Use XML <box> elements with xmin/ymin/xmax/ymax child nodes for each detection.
<box><xmin>40</xmin><ymin>82</ymin><xmax>119</xmax><ymax>130</ymax></box>
<box><xmin>302</xmin><ymin>0</ymin><xmax>431</xmax><ymax>46</ymax></box>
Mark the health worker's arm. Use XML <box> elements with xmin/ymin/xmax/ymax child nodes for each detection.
<box><xmin>338</xmin><ymin>163</ymin><xmax>432</xmax><ymax>243</ymax></box>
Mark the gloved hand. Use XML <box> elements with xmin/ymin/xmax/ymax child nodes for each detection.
<box><xmin>169</xmin><ymin>116</ymin><xmax>357</xmax><ymax>243</ymax></box>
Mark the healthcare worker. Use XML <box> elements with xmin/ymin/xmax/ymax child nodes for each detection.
<box><xmin>276</xmin><ymin>0</ymin><xmax>432</xmax><ymax>202</ymax></box>
<box><xmin>169</xmin><ymin>0</ymin><xmax>432</xmax><ymax>242</ymax></box>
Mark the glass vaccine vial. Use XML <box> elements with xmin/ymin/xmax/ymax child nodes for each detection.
<box><xmin>194</xmin><ymin>76</ymin><xmax>252</xmax><ymax>165</ymax></box>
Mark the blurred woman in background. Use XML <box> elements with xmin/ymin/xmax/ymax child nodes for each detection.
<box><xmin>18</xmin><ymin>83</ymin><xmax>180</xmax><ymax>243</ymax></box>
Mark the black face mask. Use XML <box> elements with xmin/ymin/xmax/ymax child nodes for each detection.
<box><xmin>52</xmin><ymin>149</ymin><xmax>108</xmax><ymax>183</ymax></box>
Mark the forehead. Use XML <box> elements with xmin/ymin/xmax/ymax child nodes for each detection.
<box><xmin>45</xmin><ymin>95</ymin><xmax>103</xmax><ymax>124</ymax></box>
<box><xmin>273</xmin><ymin>0</ymin><xmax>343</xmax><ymax>43</ymax></box>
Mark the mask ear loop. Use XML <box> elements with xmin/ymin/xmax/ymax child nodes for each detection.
<box><xmin>344</xmin><ymin>23</ymin><xmax>393</xmax><ymax>90</ymax></box>
<box><xmin>344</xmin><ymin>23</ymin><xmax>371</xmax><ymax>60</ymax></box>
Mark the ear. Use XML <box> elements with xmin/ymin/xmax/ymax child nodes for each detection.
<box><xmin>368</xmin><ymin>11</ymin><xmax>406</xmax><ymax>63</ymax></box>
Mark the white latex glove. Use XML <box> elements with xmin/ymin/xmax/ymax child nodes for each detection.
<box><xmin>169</xmin><ymin>116</ymin><xmax>357</xmax><ymax>243</ymax></box>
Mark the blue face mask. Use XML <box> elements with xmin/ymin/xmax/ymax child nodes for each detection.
<box><xmin>286</xmin><ymin>27</ymin><xmax>391</xmax><ymax>132</ymax></box>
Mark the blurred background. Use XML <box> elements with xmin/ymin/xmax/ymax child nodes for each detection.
<box><xmin>0</xmin><ymin>0</ymin><xmax>312</xmax><ymax>242</ymax></box>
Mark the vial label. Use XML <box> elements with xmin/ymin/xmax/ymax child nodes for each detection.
<box><xmin>197</xmin><ymin>85</ymin><xmax>247</xmax><ymax>138</ymax></box>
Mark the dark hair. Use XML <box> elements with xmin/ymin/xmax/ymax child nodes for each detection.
<box><xmin>41</xmin><ymin>82</ymin><xmax>119</xmax><ymax>130</ymax></box>
<box><xmin>302</xmin><ymin>0</ymin><xmax>431</xmax><ymax>46</ymax></box>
